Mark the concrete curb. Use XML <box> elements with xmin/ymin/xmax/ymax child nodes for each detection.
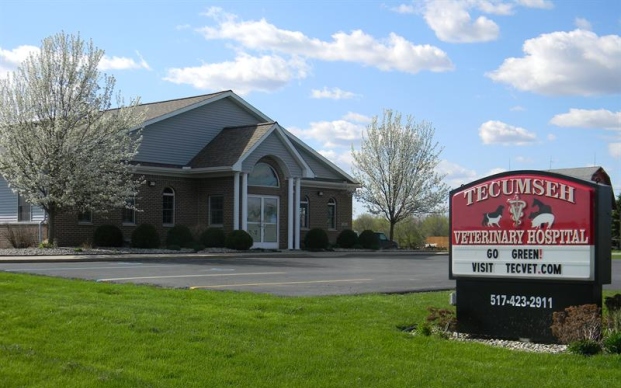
<box><xmin>0</xmin><ymin>250</ymin><xmax>447</xmax><ymax>263</ymax></box>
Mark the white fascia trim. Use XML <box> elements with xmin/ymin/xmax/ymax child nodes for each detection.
<box><xmin>283</xmin><ymin>129</ymin><xmax>358</xmax><ymax>183</ymax></box>
<box><xmin>301</xmin><ymin>180</ymin><xmax>360</xmax><ymax>190</ymax></box>
<box><xmin>135</xmin><ymin>165</ymin><xmax>235</xmax><ymax>177</ymax></box>
<box><xmin>273</xmin><ymin>125</ymin><xmax>313</xmax><ymax>178</ymax></box>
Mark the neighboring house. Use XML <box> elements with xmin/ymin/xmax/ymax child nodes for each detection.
<box><xmin>0</xmin><ymin>91</ymin><xmax>359</xmax><ymax>249</ymax></box>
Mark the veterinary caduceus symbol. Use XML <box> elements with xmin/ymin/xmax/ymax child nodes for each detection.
<box><xmin>507</xmin><ymin>195</ymin><xmax>527</xmax><ymax>227</ymax></box>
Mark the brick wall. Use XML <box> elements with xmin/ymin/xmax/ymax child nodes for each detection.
<box><xmin>52</xmin><ymin>168</ymin><xmax>353</xmax><ymax>249</ymax></box>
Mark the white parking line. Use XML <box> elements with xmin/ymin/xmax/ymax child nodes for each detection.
<box><xmin>190</xmin><ymin>278</ymin><xmax>373</xmax><ymax>289</ymax></box>
<box><xmin>97</xmin><ymin>271</ymin><xmax>286</xmax><ymax>282</ymax></box>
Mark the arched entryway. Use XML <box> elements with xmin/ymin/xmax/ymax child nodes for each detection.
<box><xmin>246</xmin><ymin>162</ymin><xmax>280</xmax><ymax>249</ymax></box>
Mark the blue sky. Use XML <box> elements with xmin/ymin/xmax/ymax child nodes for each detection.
<box><xmin>1</xmin><ymin>0</ymin><xmax>620</xmax><ymax>215</ymax></box>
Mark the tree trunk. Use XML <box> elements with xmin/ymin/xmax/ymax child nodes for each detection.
<box><xmin>46</xmin><ymin>206</ymin><xmax>57</xmax><ymax>244</ymax></box>
<box><xmin>389</xmin><ymin>221</ymin><xmax>396</xmax><ymax>242</ymax></box>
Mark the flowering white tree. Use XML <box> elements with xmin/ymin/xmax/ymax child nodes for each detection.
<box><xmin>351</xmin><ymin>109</ymin><xmax>449</xmax><ymax>241</ymax></box>
<box><xmin>0</xmin><ymin>32</ymin><xmax>144</xmax><ymax>242</ymax></box>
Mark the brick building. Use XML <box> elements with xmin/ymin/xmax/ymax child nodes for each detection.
<box><xmin>0</xmin><ymin>91</ymin><xmax>359</xmax><ymax>249</ymax></box>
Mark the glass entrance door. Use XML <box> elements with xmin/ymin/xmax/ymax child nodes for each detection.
<box><xmin>247</xmin><ymin>196</ymin><xmax>279</xmax><ymax>249</ymax></box>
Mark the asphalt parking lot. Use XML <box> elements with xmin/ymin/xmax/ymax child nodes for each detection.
<box><xmin>0</xmin><ymin>252</ymin><xmax>454</xmax><ymax>296</ymax></box>
<box><xmin>1</xmin><ymin>252</ymin><xmax>619</xmax><ymax>296</ymax></box>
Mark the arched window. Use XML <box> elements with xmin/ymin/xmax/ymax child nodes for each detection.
<box><xmin>162</xmin><ymin>187</ymin><xmax>175</xmax><ymax>225</ymax></box>
<box><xmin>300</xmin><ymin>195</ymin><xmax>309</xmax><ymax>229</ymax></box>
<box><xmin>327</xmin><ymin>198</ymin><xmax>336</xmax><ymax>230</ymax></box>
<box><xmin>248</xmin><ymin>162</ymin><xmax>279</xmax><ymax>187</ymax></box>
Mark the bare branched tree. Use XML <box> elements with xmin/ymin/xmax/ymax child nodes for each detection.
<box><xmin>0</xmin><ymin>32</ymin><xmax>144</xmax><ymax>242</ymax></box>
<box><xmin>351</xmin><ymin>109</ymin><xmax>449</xmax><ymax>241</ymax></box>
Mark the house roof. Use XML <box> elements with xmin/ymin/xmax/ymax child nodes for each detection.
<box><xmin>189</xmin><ymin>123</ymin><xmax>275</xmax><ymax>169</ymax></box>
<box><xmin>549</xmin><ymin>166</ymin><xmax>615</xmax><ymax>209</ymax></box>
<box><xmin>129</xmin><ymin>90</ymin><xmax>357</xmax><ymax>185</ymax></box>
<box><xmin>126</xmin><ymin>90</ymin><xmax>272</xmax><ymax>128</ymax></box>
<box><xmin>548</xmin><ymin>166</ymin><xmax>611</xmax><ymax>186</ymax></box>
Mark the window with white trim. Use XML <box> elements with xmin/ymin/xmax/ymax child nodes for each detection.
<box><xmin>327</xmin><ymin>198</ymin><xmax>336</xmax><ymax>230</ymax></box>
<box><xmin>122</xmin><ymin>197</ymin><xmax>136</xmax><ymax>224</ymax></box>
<box><xmin>248</xmin><ymin>162</ymin><xmax>279</xmax><ymax>187</ymax></box>
<box><xmin>162</xmin><ymin>187</ymin><xmax>175</xmax><ymax>226</ymax></box>
<box><xmin>209</xmin><ymin>195</ymin><xmax>224</xmax><ymax>226</ymax></box>
<box><xmin>300</xmin><ymin>196</ymin><xmax>309</xmax><ymax>229</ymax></box>
<box><xmin>17</xmin><ymin>194</ymin><xmax>31</xmax><ymax>222</ymax></box>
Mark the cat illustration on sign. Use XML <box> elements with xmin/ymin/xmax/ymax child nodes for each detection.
<box><xmin>529</xmin><ymin>199</ymin><xmax>554</xmax><ymax>229</ymax></box>
<box><xmin>481</xmin><ymin>205</ymin><xmax>504</xmax><ymax>227</ymax></box>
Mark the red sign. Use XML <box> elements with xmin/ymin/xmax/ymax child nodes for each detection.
<box><xmin>450</xmin><ymin>172</ymin><xmax>595</xmax><ymax>280</ymax></box>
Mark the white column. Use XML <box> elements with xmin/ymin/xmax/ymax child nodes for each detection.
<box><xmin>287</xmin><ymin>178</ymin><xmax>294</xmax><ymax>250</ymax></box>
<box><xmin>233</xmin><ymin>172</ymin><xmax>240</xmax><ymax>230</ymax></box>
<box><xmin>241</xmin><ymin>173</ymin><xmax>248</xmax><ymax>231</ymax></box>
<box><xmin>294</xmin><ymin>178</ymin><xmax>301</xmax><ymax>250</ymax></box>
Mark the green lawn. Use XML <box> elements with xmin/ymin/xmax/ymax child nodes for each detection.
<box><xmin>0</xmin><ymin>272</ymin><xmax>619</xmax><ymax>388</ymax></box>
<box><xmin>612</xmin><ymin>250</ymin><xmax>621</xmax><ymax>259</ymax></box>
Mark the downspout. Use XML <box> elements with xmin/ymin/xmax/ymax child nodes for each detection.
<box><xmin>38</xmin><ymin>212</ymin><xmax>47</xmax><ymax>244</ymax></box>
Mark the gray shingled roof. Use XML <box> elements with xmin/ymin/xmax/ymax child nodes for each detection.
<box><xmin>136</xmin><ymin>91</ymin><xmax>229</xmax><ymax>122</ymax></box>
<box><xmin>549</xmin><ymin>166</ymin><xmax>611</xmax><ymax>185</ymax></box>
<box><xmin>189</xmin><ymin>123</ymin><xmax>275</xmax><ymax>168</ymax></box>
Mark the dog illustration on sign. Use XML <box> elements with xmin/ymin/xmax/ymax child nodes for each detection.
<box><xmin>481</xmin><ymin>205</ymin><xmax>504</xmax><ymax>227</ymax></box>
<box><xmin>529</xmin><ymin>199</ymin><xmax>554</xmax><ymax>229</ymax></box>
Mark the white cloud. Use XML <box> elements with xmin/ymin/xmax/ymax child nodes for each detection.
<box><xmin>390</xmin><ymin>4</ymin><xmax>418</xmax><ymax>14</ymax></box>
<box><xmin>487</xmin><ymin>29</ymin><xmax>621</xmax><ymax>96</ymax></box>
<box><xmin>479</xmin><ymin>120</ymin><xmax>537</xmax><ymax>145</ymax></box>
<box><xmin>550</xmin><ymin>109</ymin><xmax>621</xmax><ymax>130</ymax></box>
<box><xmin>289</xmin><ymin>116</ymin><xmax>364</xmax><ymax>149</ymax></box>
<box><xmin>547</xmin><ymin>133</ymin><xmax>556</xmax><ymax>141</ymax></box>
<box><xmin>310</xmin><ymin>87</ymin><xmax>360</xmax><ymax>100</ymax></box>
<box><xmin>99</xmin><ymin>52</ymin><xmax>151</xmax><ymax>71</ymax></box>
<box><xmin>437</xmin><ymin>160</ymin><xmax>478</xmax><ymax>189</ymax></box>
<box><xmin>515</xmin><ymin>0</ymin><xmax>554</xmax><ymax>9</ymax></box>
<box><xmin>422</xmin><ymin>0</ymin><xmax>500</xmax><ymax>43</ymax></box>
<box><xmin>405</xmin><ymin>0</ymin><xmax>553</xmax><ymax>43</ymax></box>
<box><xmin>0</xmin><ymin>45</ymin><xmax>151</xmax><ymax>77</ymax></box>
<box><xmin>0</xmin><ymin>45</ymin><xmax>38</xmax><ymax>78</ymax></box>
<box><xmin>197</xmin><ymin>7</ymin><xmax>454</xmax><ymax>74</ymax></box>
<box><xmin>164</xmin><ymin>53</ymin><xmax>310</xmax><ymax>95</ymax></box>
<box><xmin>609</xmin><ymin>143</ymin><xmax>621</xmax><ymax>158</ymax></box>
<box><xmin>575</xmin><ymin>18</ymin><xmax>592</xmax><ymax>31</ymax></box>
<box><xmin>343</xmin><ymin>112</ymin><xmax>372</xmax><ymax>123</ymax></box>
<box><xmin>318</xmin><ymin>149</ymin><xmax>354</xmax><ymax>172</ymax></box>
<box><xmin>510</xmin><ymin>105</ymin><xmax>525</xmax><ymax>111</ymax></box>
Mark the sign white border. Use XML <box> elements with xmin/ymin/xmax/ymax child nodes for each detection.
<box><xmin>451</xmin><ymin>245</ymin><xmax>594</xmax><ymax>280</ymax></box>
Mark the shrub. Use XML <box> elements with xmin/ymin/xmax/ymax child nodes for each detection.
<box><xmin>93</xmin><ymin>224</ymin><xmax>124</xmax><ymax>247</ymax></box>
<box><xmin>567</xmin><ymin>339</ymin><xmax>602</xmax><ymax>356</ymax></box>
<box><xmin>551</xmin><ymin>304</ymin><xmax>602</xmax><ymax>344</ymax></box>
<box><xmin>603</xmin><ymin>331</ymin><xmax>621</xmax><ymax>354</ymax></box>
<box><xmin>200</xmin><ymin>227</ymin><xmax>226</xmax><ymax>248</ymax></box>
<box><xmin>191</xmin><ymin>243</ymin><xmax>205</xmax><ymax>252</ymax></box>
<box><xmin>336</xmin><ymin>229</ymin><xmax>358</xmax><ymax>249</ymax></box>
<box><xmin>131</xmin><ymin>224</ymin><xmax>160</xmax><ymax>249</ymax></box>
<box><xmin>426</xmin><ymin>307</ymin><xmax>457</xmax><ymax>334</ymax></box>
<box><xmin>166</xmin><ymin>225</ymin><xmax>194</xmax><ymax>248</ymax></box>
<box><xmin>225</xmin><ymin>230</ymin><xmax>253</xmax><ymax>250</ymax></box>
<box><xmin>304</xmin><ymin>228</ymin><xmax>329</xmax><ymax>251</ymax></box>
<box><xmin>167</xmin><ymin>244</ymin><xmax>181</xmax><ymax>251</ymax></box>
<box><xmin>4</xmin><ymin>224</ymin><xmax>37</xmax><ymax>248</ymax></box>
<box><xmin>358</xmin><ymin>229</ymin><xmax>379</xmax><ymax>249</ymax></box>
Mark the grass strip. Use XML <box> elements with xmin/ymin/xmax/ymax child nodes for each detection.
<box><xmin>0</xmin><ymin>272</ymin><xmax>619</xmax><ymax>387</ymax></box>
